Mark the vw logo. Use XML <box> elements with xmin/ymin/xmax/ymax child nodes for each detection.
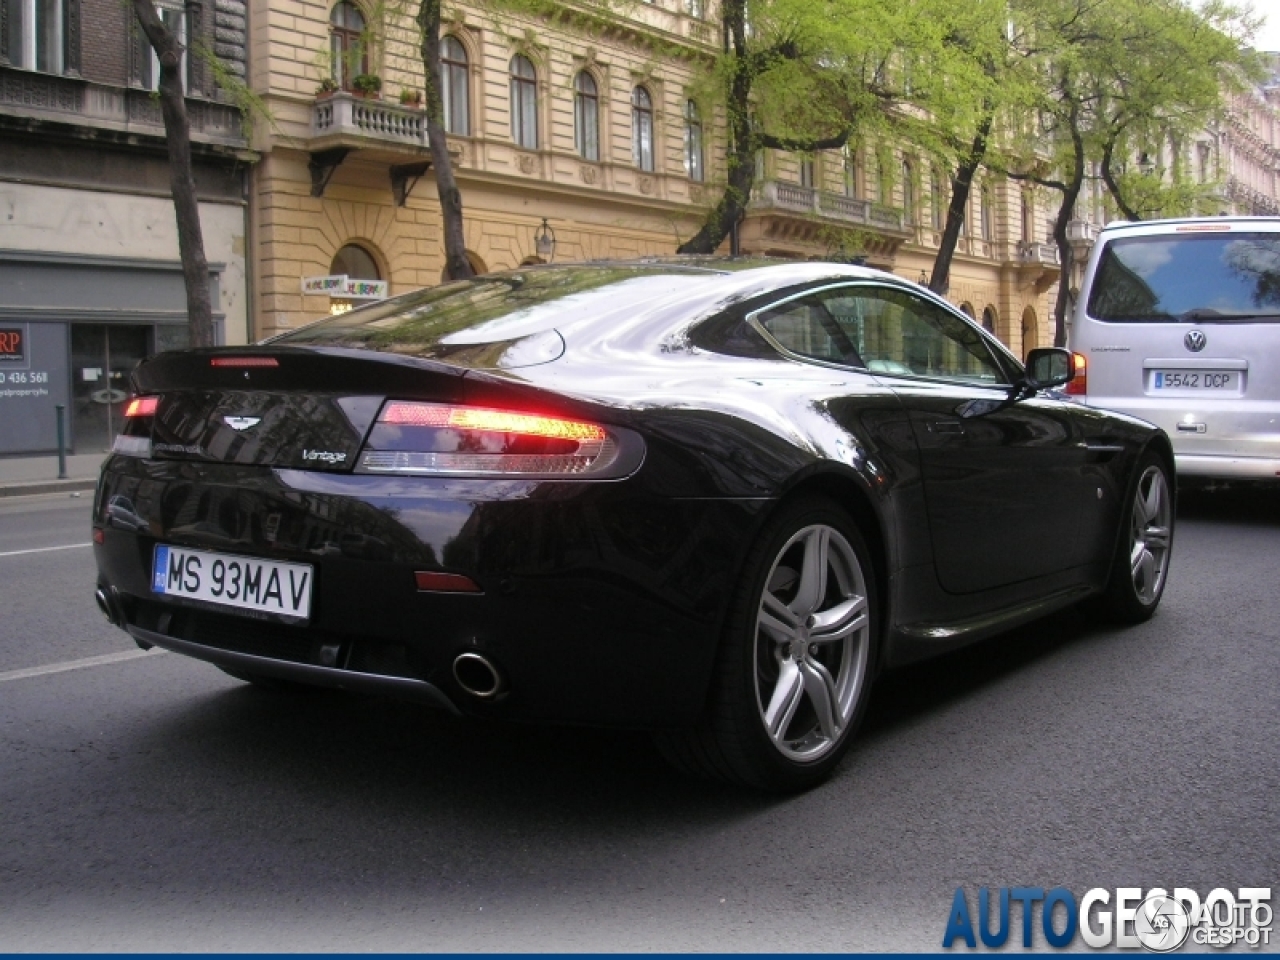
<box><xmin>1185</xmin><ymin>330</ymin><xmax>1207</xmax><ymax>352</ymax></box>
<box><xmin>223</xmin><ymin>416</ymin><xmax>262</xmax><ymax>431</ymax></box>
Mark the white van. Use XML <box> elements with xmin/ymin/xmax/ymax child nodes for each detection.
<box><xmin>1069</xmin><ymin>217</ymin><xmax>1280</xmax><ymax>480</ymax></box>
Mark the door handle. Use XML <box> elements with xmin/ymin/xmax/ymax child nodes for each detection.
<box><xmin>927</xmin><ymin>420</ymin><xmax>964</xmax><ymax>435</ymax></box>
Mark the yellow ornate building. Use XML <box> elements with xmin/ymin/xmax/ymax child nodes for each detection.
<box><xmin>244</xmin><ymin>0</ymin><xmax>1065</xmax><ymax>353</ymax></box>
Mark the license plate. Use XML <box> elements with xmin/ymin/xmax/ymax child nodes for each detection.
<box><xmin>152</xmin><ymin>545</ymin><xmax>313</xmax><ymax>620</ymax></box>
<box><xmin>1151</xmin><ymin>370</ymin><xmax>1239</xmax><ymax>391</ymax></box>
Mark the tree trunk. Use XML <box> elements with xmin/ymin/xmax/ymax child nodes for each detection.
<box><xmin>418</xmin><ymin>0</ymin><xmax>474</xmax><ymax>281</ymax></box>
<box><xmin>929</xmin><ymin>114</ymin><xmax>992</xmax><ymax>294</ymax></box>
<box><xmin>132</xmin><ymin>0</ymin><xmax>215</xmax><ymax>347</ymax></box>
<box><xmin>678</xmin><ymin>0</ymin><xmax>753</xmax><ymax>255</ymax></box>
<box><xmin>1099</xmin><ymin>138</ymin><xmax>1142</xmax><ymax>221</ymax></box>
<box><xmin>1050</xmin><ymin>116</ymin><xmax>1087</xmax><ymax>347</ymax></box>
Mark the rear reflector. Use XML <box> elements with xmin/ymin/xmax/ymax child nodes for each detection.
<box><xmin>124</xmin><ymin>396</ymin><xmax>158</xmax><ymax>417</ymax></box>
<box><xmin>210</xmin><ymin>357</ymin><xmax>279</xmax><ymax>368</ymax></box>
<box><xmin>415</xmin><ymin>571</ymin><xmax>482</xmax><ymax>593</ymax></box>
<box><xmin>1064</xmin><ymin>352</ymin><xmax>1087</xmax><ymax>396</ymax></box>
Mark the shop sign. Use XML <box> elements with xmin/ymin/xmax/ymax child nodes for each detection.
<box><xmin>0</xmin><ymin>326</ymin><xmax>27</xmax><ymax>365</ymax></box>
<box><xmin>301</xmin><ymin>275</ymin><xmax>388</xmax><ymax>300</ymax></box>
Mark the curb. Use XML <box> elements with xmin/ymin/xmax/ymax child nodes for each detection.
<box><xmin>0</xmin><ymin>478</ymin><xmax>98</xmax><ymax>498</ymax></box>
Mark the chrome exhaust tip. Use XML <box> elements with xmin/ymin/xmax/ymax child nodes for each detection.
<box><xmin>452</xmin><ymin>652</ymin><xmax>506</xmax><ymax>699</ymax></box>
<box><xmin>94</xmin><ymin>586</ymin><xmax>118</xmax><ymax>626</ymax></box>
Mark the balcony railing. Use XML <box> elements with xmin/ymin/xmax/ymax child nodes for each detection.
<box><xmin>311</xmin><ymin>92</ymin><xmax>427</xmax><ymax>148</ymax></box>
<box><xmin>753</xmin><ymin>181</ymin><xmax>906</xmax><ymax>231</ymax></box>
<box><xmin>1016</xmin><ymin>241</ymin><xmax>1059</xmax><ymax>266</ymax></box>
<box><xmin>0</xmin><ymin>66</ymin><xmax>245</xmax><ymax>146</ymax></box>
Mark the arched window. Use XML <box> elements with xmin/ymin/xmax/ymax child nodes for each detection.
<box><xmin>684</xmin><ymin>100</ymin><xmax>703</xmax><ymax>182</ymax></box>
<box><xmin>329</xmin><ymin>2</ymin><xmax>367</xmax><ymax>92</ymax></box>
<box><xmin>981</xmin><ymin>184</ymin><xmax>994</xmax><ymax>241</ymax></box>
<box><xmin>632</xmin><ymin>86</ymin><xmax>654</xmax><ymax>172</ymax></box>
<box><xmin>509</xmin><ymin>55</ymin><xmax>538</xmax><ymax>149</ymax></box>
<box><xmin>440</xmin><ymin>36</ymin><xmax>469</xmax><ymax>135</ymax></box>
<box><xmin>982</xmin><ymin>306</ymin><xmax>997</xmax><ymax>333</ymax></box>
<box><xmin>902</xmin><ymin>159</ymin><xmax>915</xmax><ymax>224</ymax></box>
<box><xmin>842</xmin><ymin>145</ymin><xmax>856</xmax><ymax>197</ymax></box>
<box><xmin>1021</xmin><ymin>306</ymin><xmax>1038</xmax><ymax>354</ymax></box>
<box><xmin>331</xmin><ymin>243</ymin><xmax>380</xmax><ymax>280</ymax></box>
<box><xmin>574</xmin><ymin>71</ymin><xmax>599</xmax><ymax>162</ymax></box>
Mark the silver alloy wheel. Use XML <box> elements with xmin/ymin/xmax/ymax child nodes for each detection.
<box><xmin>753</xmin><ymin>523</ymin><xmax>870</xmax><ymax>763</ymax></box>
<box><xmin>1129</xmin><ymin>464</ymin><xmax>1172</xmax><ymax>604</ymax></box>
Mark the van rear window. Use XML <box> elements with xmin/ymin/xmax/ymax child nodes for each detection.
<box><xmin>1087</xmin><ymin>233</ymin><xmax>1280</xmax><ymax>322</ymax></box>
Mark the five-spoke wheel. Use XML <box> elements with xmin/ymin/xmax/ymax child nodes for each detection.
<box><xmin>1103</xmin><ymin>451</ymin><xmax>1174</xmax><ymax>623</ymax></box>
<box><xmin>655</xmin><ymin>497</ymin><xmax>877</xmax><ymax>791</ymax></box>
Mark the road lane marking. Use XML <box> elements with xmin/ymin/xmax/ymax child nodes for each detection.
<box><xmin>0</xmin><ymin>543</ymin><xmax>92</xmax><ymax>558</ymax></box>
<box><xmin>0</xmin><ymin>648</ymin><xmax>165</xmax><ymax>685</ymax></box>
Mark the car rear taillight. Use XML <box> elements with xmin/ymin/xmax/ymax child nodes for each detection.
<box><xmin>1064</xmin><ymin>352</ymin><xmax>1087</xmax><ymax>396</ymax></box>
<box><xmin>357</xmin><ymin>401</ymin><xmax>632</xmax><ymax>478</ymax></box>
<box><xmin>113</xmin><ymin>394</ymin><xmax>158</xmax><ymax>456</ymax></box>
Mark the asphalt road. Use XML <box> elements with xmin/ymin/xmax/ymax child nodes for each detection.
<box><xmin>1</xmin><ymin>488</ymin><xmax>1277</xmax><ymax>951</ymax></box>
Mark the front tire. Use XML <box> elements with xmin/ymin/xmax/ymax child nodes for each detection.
<box><xmin>1101</xmin><ymin>452</ymin><xmax>1174</xmax><ymax>623</ymax></box>
<box><xmin>656</xmin><ymin>497</ymin><xmax>878</xmax><ymax>791</ymax></box>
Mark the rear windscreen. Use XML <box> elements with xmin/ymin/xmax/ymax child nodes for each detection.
<box><xmin>1087</xmin><ymin>232</ymin><xmax>1280</xmax><ymax>322</ymax></box>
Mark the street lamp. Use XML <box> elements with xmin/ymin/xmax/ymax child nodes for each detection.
<box><xmin>1138</xmin><ymin>152</ymin><xmax>1156</xmax><ymax>176</ymax></box>
<box><xmin>534</xmin><ymin>218</ymin><xmax>556</xmax><ymax>262</ymax></box>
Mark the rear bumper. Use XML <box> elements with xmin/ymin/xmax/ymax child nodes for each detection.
<box><xmin>93</xmin><ymin>456</ymin><xmax>766</xmax><ymax>729</ymax></box>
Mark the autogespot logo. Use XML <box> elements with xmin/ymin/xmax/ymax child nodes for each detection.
<box><xmin>942</xmin><ymin>886</ymin><xmax>1273</xmax><ymax>951</ymax></box>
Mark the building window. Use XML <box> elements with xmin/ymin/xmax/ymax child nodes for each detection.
<box><xmin>980</xmin><ymin>184</ymin><xmax>994</xmax><ymax>241</ymax></box>
<box><xmin>683</xmin><ymin>100</ymin><xmax>703</xmax><ymax>182</ymax></box>
<box><xmin>1021</xmin><ymin>189</ymin><xmax>1034</xmax><ymax>243</ymax></box>
<box><xmin>686</xmin><ymin>0</ymin><xmax>704</xmax><ymax>18</ymax></box>
<box><xmin>902</xmin><ymin>159</ymin><xmax>915</xmax><ymax>223</ymax></box>
<box><xmin>842</xmin><ymin>145</ymin><xmax>856</xmax><ymax>197</ymax></box>
<box><xmin>574</xmin><ymin>71</ymin><xmax>599</xmax><ymax>162</ymax></box>
<box><xmin>509</xmin><ymin>54</ymin><xmax>538</xmax><ymax>149</ymax></box>
<box><xmin>138</xmin><ymin>2</ymin><xmax>187</xmax><ymax>91</ymax></box>
<box><xmin>440</xmin><ymin>36</ymin><xmax>469</xmax><ymax>135</ymax></box>
<box><xmin>329</xmin><ymin>243</ymin><xmax>381</xmax><ymax>315</ymax></box>
<box><xmin>3</xmin><ymin>0</ymin><xmax>66</xmax><ymax>71</ymax></box>
<box><xmin>632</xmin><ymin>86</ymin><xmax>654</xmax><ymax>172</ymax></box>
<box><xmin>329</xmin><ymin>2</ymin><xmax>367</xmax><ymax>92</ymax></box>
<box><xmin>798</xmin><ymin>156</ymin><xmax>815</xmax><ymax>189</ymax></box>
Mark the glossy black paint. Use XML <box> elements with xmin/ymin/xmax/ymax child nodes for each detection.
<box><xmin>94</xmin><ymin>260</ymin><xmax>1172</xmax><ymax>728</ymax></box>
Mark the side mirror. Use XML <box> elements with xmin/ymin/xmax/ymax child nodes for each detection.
<box><xmin>1024</xmin><ymin>348</ymin><xmax>1073</xmax><ymax>390</ymax></box>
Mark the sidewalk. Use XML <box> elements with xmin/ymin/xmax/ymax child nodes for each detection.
<box><xmin>0</xmin><ymin>452</ymin><xmax>107</xmax><ymax>498</ymax></box>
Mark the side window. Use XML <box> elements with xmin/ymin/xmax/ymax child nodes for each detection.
<box><xmin>755</xmin><ymin>295</ymin><xmax>861</xmax><ymax>366</ymax></box>
<box><xmin>821</xmin><ymin>287</ymin><xmax>1007</xmax><ymax>385</ymax></box>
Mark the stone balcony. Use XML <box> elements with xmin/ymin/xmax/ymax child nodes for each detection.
<box><xmin>309</xmin><ymin>92</ymin><xmax>429</xmax><ymax>156</ymax></box>
<box><xmin>744</xmin><ymin>180</ymin><xmax>912</xmax><ymax>262</ymax></box>
<box><xmin>0</xmin><ymin>65</ymin><xmax>246</xmax><ymax>149</ymax></box>
<box><xmin>1016</xmin><ymin>240</ymin><xmax>1061</xmax><ymax>294</ymax></box>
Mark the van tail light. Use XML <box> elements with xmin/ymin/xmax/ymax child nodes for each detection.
<box><xmin>113</xmin><ymin>395</ymin><xmax>158</xmax><ymax>457</ymax></box>
<box><xmin>1064</xmin><ymin>352</ymin><xmax>1087</xmax><ymax>396</ymax></box>
<box><xmin>357</xmin><ymin>401</ymin><xmax>641</xmax><ymax>478</ymax></box>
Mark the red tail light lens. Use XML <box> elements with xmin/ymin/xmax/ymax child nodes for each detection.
<box><xmin>359</xmin><ymin>401</ymin><xmax>624</xmax><ymax>478</ymax></box>
<box><xmin>124</xmin><ymin>396</ymin><xmax>158</xmax><ymax>417</ymax></box>
<box><xmin>1064</xmin><ymin>352</ymin><xmax>1087</xmax><ymax>396</ymax></box>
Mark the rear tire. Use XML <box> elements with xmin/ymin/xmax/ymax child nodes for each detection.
<box><xmin>1100</xmin><ymin>451</ymin><xmax>1174</xmax><ymax>623</ymax></box>
<box><xmin>655</xmin><ymin>497</ymin><xmax>878</xmax><ymax>792</ymax></box>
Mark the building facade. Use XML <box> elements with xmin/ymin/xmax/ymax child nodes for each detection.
<box><xmin>0</xmin><ymin>0</ymin><xmax>251</xmax><ymax>455</ymax></box>
<box><xmin>246</xmin><ymin>0</ymin><xmax>1062</xmax><ymax>356</ymax></box>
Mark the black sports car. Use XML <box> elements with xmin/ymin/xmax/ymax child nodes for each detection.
<box><xmin>93</xmin><ymin>259</ymin><xmax>1174</xmax><ymax>790</ymax></box>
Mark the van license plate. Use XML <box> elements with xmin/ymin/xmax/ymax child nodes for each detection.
<box><xmin>152</xmin><ymin>545</ymin><xmax>313</xmax><ymax>620</ymax></box>
<box><xmin>1151</xmin><ymin>370</ymin><xmax>1238</xmax><ymax>391</ymax></box>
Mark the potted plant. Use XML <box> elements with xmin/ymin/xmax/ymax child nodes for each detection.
<box><xmin>399</xmin><ymin>87</ymin><xmax>423</xmax><ymax>107</ymax></box>
<box><xmin>352</xmin><ymin>74</ymin><xmax>382</xmax><ymax>98</ymax></box>
<box><xmin>316</xmin><ymin>76</ymin><xmax>339</xmax><ymax>98</ymax></box>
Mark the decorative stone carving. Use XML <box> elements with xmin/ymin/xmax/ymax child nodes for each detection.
<box><xmin>518</xmin><ymin>153</ymin><xmax>537</xmax><ymax>174</ymax></box>
<box><xmin>689</xmin><ymin>185</ymin><xmax>703</xmax><ymax>204</ymax></box>
<box><xmin>580</xmin><ymin>165</ymin><xmax>598</xmax><ymax>185</ymax></box>
<box><xmin>638</xmin><ymin>176</ymin><xmax>654</xmax><ymax>195</ymax></box>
